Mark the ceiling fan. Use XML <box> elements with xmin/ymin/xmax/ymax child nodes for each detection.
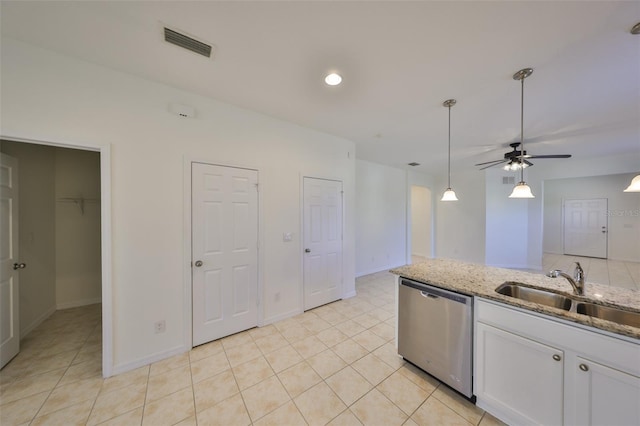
<box><xmin>475</xmin><ymin>142</ymin><xmax>572</xmax><ymax>171</ymax></box>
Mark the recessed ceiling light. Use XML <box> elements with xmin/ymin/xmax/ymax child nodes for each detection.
<box><xmin>324</xmin><ymin>73</ymin><xmax>342</xmax><ymax>86</ymax></box>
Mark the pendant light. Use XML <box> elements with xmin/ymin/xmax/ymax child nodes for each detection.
<box><xmin>441</xmin><ymin>99</ymin><xmax>458</xmax><ymax>201</ymax></box>
<box><xmin>509</xmin><ymin>68</ymin><xmax>535</xmax><ymax>199</ymax></box>
<box><xmin>624</xmin><ymin>175</ymin><xmax>640</xmax><ymax>192</ymax></box>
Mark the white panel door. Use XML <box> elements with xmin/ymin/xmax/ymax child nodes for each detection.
<box><xmin>564</xmin><ymin>199</ymin><xmax>608</xmax><ymax>258</ymax></box>
<box><xmin>1</xmin><ymin>154</ymin><xmax>20</xmax><ymax>368</ymax></box>
<box><xmin>303</xmin><ymin>177</ymin><xmax>342</xmax><ymax>310</ymax></box>
<box><xmin>192</xmin><ymin>163</ymin><xmax>258</xmax><ymax>346</ymax></box>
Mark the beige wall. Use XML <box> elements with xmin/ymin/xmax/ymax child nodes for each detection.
<box><xmin>55</xmin><ymin>148</ymin><xmax>101</xmax><ymax>308</ymax></box>
<box><xmin>0</xmin><ymin>140</ymin><xmax>56</xmax><ymax>335</ymax></box>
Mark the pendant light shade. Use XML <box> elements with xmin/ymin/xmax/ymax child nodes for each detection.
<box><xmin>509</xmin><ymin>68</ymin><xmax>535</xmax><ymax>199</ymax></box>
<box><xmin>441</xmin><ymin>99</ymin><xmax>458</xmax><ymax>201</ymax></box>
<box><xmin>623</xmin><ymin>175</ymin><xmax>640</xmax><ymax>192</ymax></box>
<box><xmin>509</xmin><ymin>181</ymin><xmax>535</xmax><ymax>198</ymax></box>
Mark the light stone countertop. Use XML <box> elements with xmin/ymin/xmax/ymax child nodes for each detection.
<box><xmin>390</xmin><ymin>258</ymin><xmax>640</xmax><ymax>340</ymax></box>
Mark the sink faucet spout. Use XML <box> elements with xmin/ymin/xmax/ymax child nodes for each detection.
<box><xmin>547</xmin><ymin>262</ymin><xmax>585</xmax><ymax>296</ymax></box>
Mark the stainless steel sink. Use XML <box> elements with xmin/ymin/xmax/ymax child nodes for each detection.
<box><xmin>576</xmin><ymin>303</ymin><xmax>640</xmax><ymax>328</ymax></box>
<box><xmin>495</xmin><ymin>282</ymin><xmax>573</xmax><ymax>310</ymax></box>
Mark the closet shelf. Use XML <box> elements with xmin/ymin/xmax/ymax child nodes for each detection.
<box><xmin>57</xmin><ymin>196</ymin><xmax>100</xmax><ymax>215</ymax></box>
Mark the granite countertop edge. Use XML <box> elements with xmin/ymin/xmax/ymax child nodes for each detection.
<box><xmin>390</xmin><ymin>259</ymin><xmax>640</xmax><ymax>340</ymax></box>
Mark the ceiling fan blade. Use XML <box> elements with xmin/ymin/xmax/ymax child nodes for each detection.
<box><xmin>479</xmin><ymin>160</ymin><xmax>508</xmax><ymax>170</ymax></box>
<box><xmin>475</xmin><ymin>159</ymin><xmax>507</xmax><ymax>166</ymax></box>
<box><xmin>524</xmin><ymin>159</ymin><xmax>533</xmax><ymax>167</ymax></box>
<box><xmin>527</xmin><ymin>154</ymin><xmax>572</xmax><ymax>159</ymax></box>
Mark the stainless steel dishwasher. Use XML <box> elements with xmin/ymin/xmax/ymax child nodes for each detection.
<box><xmin>398</xmin><ymin>278</ymin><xmax>473</xmax><ymax>398</ymax></box>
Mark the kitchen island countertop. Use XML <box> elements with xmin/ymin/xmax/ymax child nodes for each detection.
<box><xmin>390</xmin><ymin>259</ymin><xmax>640</xmax><ymax>340</ymax></box>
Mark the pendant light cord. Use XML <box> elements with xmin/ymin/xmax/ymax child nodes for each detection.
<box><xmin>520</xmin><ymin>76</ymin><xmax>525</xmax><ymax>183</ymax></box>
<box><xmin>447</xmin><ymin>104</ymin><xmax>452</xmax><ymax>188</ymax></box>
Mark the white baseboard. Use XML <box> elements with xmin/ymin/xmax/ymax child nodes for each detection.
<box><xmin>356</xmin><ymin>263</ymin><xmax>405</xmax><ymax>278</ymax></box>
<box><xmin>342</xmin><ymin>289</ymin><xmax>357</xmax><ymax>299</ymax></box>
<box><xmin>56</xmin><ymin>297</ymin><xmax>102</xmax><ymax>310</ymax></box>
<box><xmin>20</xmin><ymin>305</ymin><xmax>56</xmax><ymax>338</ymax></box>
<box><xmin>262</xmin><ymin>308</ymin><xmax>302</xmax><ymax>326</ymax></box>
<box><xmin>110</xmin><ymin>344</ymin><xmax>187</xmax><ymax>377</ymax></box>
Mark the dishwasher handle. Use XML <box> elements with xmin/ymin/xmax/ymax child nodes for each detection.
<box><xmin>421</xmin><ymin>291</ymin><xmax>439</xmax><ymax>299</ymax></box>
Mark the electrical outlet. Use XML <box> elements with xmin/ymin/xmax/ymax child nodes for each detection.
<box><xmin>154</xmin><ymin>320</ymin><xmax>166</xmax><ymax>334</ymax></box>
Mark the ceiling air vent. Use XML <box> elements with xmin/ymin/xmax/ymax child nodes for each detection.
<box><xmin>503</xmin><ymin>176</ymin><xmax>515</xmax><ymax>185</ymax></box>
<box><xmin>164</xmin><ymin>27</ymin><xmax>212</xmax><ymax>58</ymax></box>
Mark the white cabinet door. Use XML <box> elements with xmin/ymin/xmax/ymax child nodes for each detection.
<box><xmin>192</xmin><ymin>163</ymin><xmax>259</xmax><ymax>346</ymax></box>
<box><xmin>475</xmin><ymin>323</ymin><xmax>564</xmax><ymax>426</ymax></box>
<box><xmin>303</xmin><ymin>177</ymin><xmax>342</xmax><ymax>311</ymax></box>
<box><xmin>573</xmin><ymin>357</ymin><xmax>640</xmax><ymax>426</ymax></box>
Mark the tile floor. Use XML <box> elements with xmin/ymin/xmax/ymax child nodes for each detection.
<box><xmin>0</xmin><ymin>272</ymin><xmax>505</xmax><ymax>426</ymax></box>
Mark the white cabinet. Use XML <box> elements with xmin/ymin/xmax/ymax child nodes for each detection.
<box><xmin>476</xmin><ymin>323</ymin><xmax>564</xmax><ymax>425</ymax></box>
<box><xmin>475</xmin><ymin>298</ymin><xmax>640</xmax><ymax>426</ymax></box>
<box><xmin>573</xmin><ymin>356</ymin><xmax>640</xmax><ymax>426</ymax></box>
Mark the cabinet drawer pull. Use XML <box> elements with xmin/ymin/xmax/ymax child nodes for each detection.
<box><xmin>579</xmin><ymin>363</ymin><xmax>589</xmax><ymax>372</ymax></box>
<box><xmin>552</xmin><ymin>354</ymin><xmax>561</xmax><ymax>361</ymax></box>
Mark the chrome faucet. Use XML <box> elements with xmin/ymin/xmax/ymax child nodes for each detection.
<box><xmin>547</xmin><ymin>262</ymin><xmax>585</xmax><ymax>296</ymax></box>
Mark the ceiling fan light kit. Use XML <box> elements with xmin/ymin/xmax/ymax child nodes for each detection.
<box><xmin>441</xmin><ymin>99</ymin><xmax>458</xmax><ymax>201</ymax></box>
<box><xmin>623</xmin><ymin>175</ymin><xmax>640</xmax><ymax>192</ymax></box>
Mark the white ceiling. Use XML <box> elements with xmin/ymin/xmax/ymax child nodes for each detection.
<box><xmin>1</xmin><ymin>1</ymin><xmax>639</xmax><ymax>174</ymax></box>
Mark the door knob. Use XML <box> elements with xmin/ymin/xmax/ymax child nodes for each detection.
<box><xmin>305</xmin><ymin>249</ymin><xmax>311</xmax><ymax>253</ymax></box>
<box><xmin>194</xmin><ymin>260</ymin><xmax>203</xmax><ymax>267</ymax></box>
<box><xmin>13</xmin><ymin>263</ymin><xmax>26</xmax><ymax>270</ymax></box>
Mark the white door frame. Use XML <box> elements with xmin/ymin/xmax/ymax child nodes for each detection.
<box><xmin>299</xmin><ymin>174</ymin><xmax>345</xmax><ymax>311</ymax></box>
<box><xmin>0</xmin><ymin>134</ymin><xmax>113</xmax><ymax>377</ymax></box>
<box><xmin>183</xmin><ymin>158</ymin><xmax>263</xmax><ymax>349</ymax></box>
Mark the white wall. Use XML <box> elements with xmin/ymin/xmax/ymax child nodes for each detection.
<box><xmin>0</xmin><ymin>141</ymin><xmax>57</xmax><ymax>335</ymax></box>
<box><xmin>355</xmin><ymin>160</ymin><xmax>406</xmax><ymax>276</ymax></box>
<box><xmin>410</xmin><ymin>186</ymin><xmax>431</xmax><ymax>258</ymax></box>
<box><xmin>434</xmin><ymin>168</ymin><xmax>486</xmax><ymax>264</ymax></box>
<box><xmin>1</xmin><ymin>38</ymin><xmax>356</xmax><ymax>373</ymax></box>
<box><xmin>55</xmin><ymin>148</ymin><xmax>102</xmax><ymax>308</ymax></box>
<box><xmin>543</xmin><ymin>172</ymin><xmax>640</xmax><ymax>262</ymax></box>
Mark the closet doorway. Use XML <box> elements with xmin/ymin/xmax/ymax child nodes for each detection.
<box><xmin>0</xmin><ymin>139</ymin><xmax>108</xmax><ymax>376</ymax></box>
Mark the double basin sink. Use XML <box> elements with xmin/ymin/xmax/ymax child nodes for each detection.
<box><xmin>495</xmin><ymin>282</ymin><xmax>640</xmax><ymax>329</ymax></box>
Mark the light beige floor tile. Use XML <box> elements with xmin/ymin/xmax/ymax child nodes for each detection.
<box><xmin>274</xmin><ymin>317</ymin><xmax>300</xmax><ymax>332</ymax></box>
<box><xmin>352</xmin><ymin>313</ymin><xmax>381</xmax><ymax>329</ymax></box>
<box><xmin>20</xmin><ymin>350</ymin><xmax>77</xmax><ymax>377</ymax></box>
<box><xmin>352</xmin><ymin>353</ymin><xmax>395</xmax><ymax>386</ymax></box>
<box><xmin>368</xmin><ymin>308</ymin><xmax>394</xmax><ymax>323</ymax></box>
<box><xmin>31</xmin><ymin>398</ymin><xmax>94</xmax><ymax>426</ymax></box>
<box><xmin>292</xmin><ymin>335</ymin><xmax>328</xmax><ymax>359</ymax></box>
<box><xmin>369</xmin><ymin>322</ymin><xmax>396</xmax><ymax>341</ymax></box>
<box><xmin>479</xmin><ymin>412</ymin><xmax>508</xmax><ymax>426</ymax></box>
<box><xmin>87</xmin><ymin>383</ymin><xmax>147</xmax><ymax>425</ymax></box>
<box><xmin>264</xmin><ymin>344</ymin><xmax>304</xmax><ymax>373</ymax></box>
<box><xmin>101</xmin><ymin>366</ymin><xmax>149</xmax><ymax>394</ymax></box>
<box><xmin>221</xmin><ymin>331</ymin><xmax>254</xmax><ymax>350</ymax></box>
<box><xmin>0</xmin><ymin>368</ymin><xmax>65</xmax><ymax>404</ymax></box>
<box><xmin>301</xmin><ymin>317</ymin><xmax>332</xmax><ymax>333</ymax></box>
<box><xmin>189</xmin><ymin>340</ymin><xmax>223</xmax><ymax>363</ymax></box>
<box><xmin>403</xmin><ymin>418</ymin><xmax>419</xmax><ymax>426</ymax></box>
<box><xmin>233</xmin><ymin>355</ymin><xmax>274</xmax><ymax>390</ymax></box>
<box><xmin>411</xmin><ymin>397</ymin><xmax>472</xmax><ymax>426</ymax></box>
<box><xmin>351</xmin><ymin>389</ymin><xmax>407</xmax><ymax>426</ymax></box>
<box><xmin>317</xmin><ymin>310</ymin><xmax>348</xmax><ymax>326</ymax></box>
<box><xmin>281</xmin><ymin>324</ymin><xmax>313</xmax><ymax>343</ymax></box>
<box><xmin>316</xmin><ymin>327</ymin><xmax>350</xmax><ymax>347</ymax></box>
<box><xmin>377</xmin><ymin>371</ymin><xmax>430</xmax><ymax>415</ymax></box>
<box><xmin>325</xmin><ymin>366</ymin><xmax>373</xmax><ymax>406</ymax></box>
<box><xmin>58</xmin><ymin>358</ymin><xmax>102</xmax><ymax>386</ymax></box>
<box><xmin>334</xmin><ymin>320</ymin><xmax>367</xmax><ymax>337</ymax></box>
<box><xmin>241</xmin><ymin>375</ymin><xmax>291</xmax><ymax>422</ymax></box>
<box><xmin>373</xmin><ymin>343</ymin><xmax>405</xmax><ymax>370</ymax></box>
<box><xmin>307</xmin><ymin>349</ymin><xmax>347</xmax><ymax>379</ymax></box>
<box><xmin>253</xmin><ymin>400</ymin><xmax>307</xmax><ymax>426</ymax></box>
<box><xmin>0</xmin><ymin>390</ymin><xmax>49</xmax><ymax>425</ymax></box>
<box><xmin>277</xmin><ymin>361</ymin><xmax>322</xmax><ymax>398</ymax></box>
<box><xmin>397</xmin><ymin>364</ymin><xmax>439</xmax><ymax>393</ymax></box>
<box><xmin>332</xmin><ymin>339</ymin><xmax>369</xmax><ymax>364</ymax></box>
<box><xmin>146</xmin><ymin>364</ymin><xmax>191</xmax><ymax>402</ymax></box>
<box><xmin>142</xmin><ymin>387</ymin><xmax>195</xmax><ymax>426</ymax></box>
<box><xmin>190</xmin><ymin>351</ymin><xmax>230</xmax><ymax>383</ymax></box>
<box><xmin>193</xmin><ymin>369</ymin><xmax>238</xmax><ymax>413</ymax></box>
<box><xmin>39</xmin><ymin>376</ymin><xmax>103</xmax><ymax>416</ymax></box>
<box><xmin>432</xmin><ymin>386</ymin><xmax>484</xmax><ymax>425</ymax></box>
<box><xmin>352</xmin><ymin>329</ymin><xmax>387</xmax><ymax>352</ymax></box>
<box><xmin>224</xmin><ymin>341</ymin><xmax>262</xmax><ymax>367</ymax></box>
<box><xmin>327</xmin><ymin>409</ymin><xmax>363</xmax><ymax>426</ymax></box>
<box><xmin>249</xmin><ymin>324</ymin><xmax>279</xmax><ymax>340</ymax></box>
<box><xmin>254</xmin><ymin>333</ymin><xmax>289</xmax><ymax>355</ymax></box>
<box><xmin>294</xmin><ymin>381</ymin><xmax>346</xmax><ymax>426</ymax></box>
<box><xmin>174</xmin><ymin>415</ymin><xmax>197</xmax><ymax>426</ymax></box>
<box><xmin>72</xmin><ymin>343</ymin><xmax>102</xmax><ymax>365</ymax></box>
<box><xmin>196</xmin><ymin>393</ymin><xmax>251</xmax><ymax>426</ymax></box>
<box><xmin>149</xmin><ymin>352</ymin><xmax>189</xmax><ymax>377</ymax></box>
<box><xmin>94</xmin><ymin>407</ymin><xmax>143</xmax><ymax>426</ymax></box>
